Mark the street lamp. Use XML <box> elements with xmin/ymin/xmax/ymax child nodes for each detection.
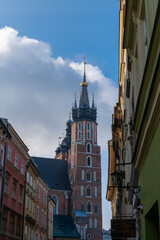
<box><xmin>111</xmin><ymin>170</ymin><xmax>122</xmax><ymax>186</ymax></box>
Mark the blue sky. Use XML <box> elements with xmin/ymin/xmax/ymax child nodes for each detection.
<box><xmin>0</xmin><ymin>0</ymin><xmax>119</xmax><ymax>230</ymax></box>
<box><xmin>0</xmin><ymin>0</ymin><xmax>119</xmax><ymax>81</ymax></box>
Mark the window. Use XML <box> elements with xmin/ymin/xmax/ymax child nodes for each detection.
<box><xmin>87</xmin><ymin>201</ymin><xmax>92</xmax><ymax>213</ymax></box>
<box><xmin>16</xmin><ymin>216</ymin><xmax>21</xmax><ymax>237</ymax></box>
<box><xmin>30</xmin><ymin>175</ymin><xmax>32</xmax><ymax>187</ymax></box>
<box><xmin>32</xmin><ymin>201</ymin><xmax>34</xmax><ymax>214</ymax></box>
<box><xmin>37</xmin><ymin>188</ymin><xmax>40</xmax><ymax>199</ymax></box>
<box><xmin>7</xmin><ymin>146</ymin><xmax>12</xmax><ymax>161</ymax></box>
<box><xmin>87</xmin><ymin>170</ymin><xmax>91</xmax><ymax>182</ymax></box>
<box><xmin>29</xmin><ymin>198</ymin><xmax>31</xmax><ymax>212</ymax></box>
<box><xmin>25</xmin><ymin>225</ymin><xmax>27</xmax><ymax>239</ymax></box>
<box><xmin>78</xmin><ymin>123</ymin><xmax>82</xmax><ymax>140</ymax></box>
<box><xmin>15</xmin><ymin>154</ymin><xmax>18</xmax><ymax>168</ymax></box>
<box><xmin>0</xmin><ymin>147</ymin><xmax>4</xmax><ymax>166</ymax></box>
<box><xmin>1</xmin><ymin>210</ymin><xmax>8</xmax><ymax>234</ymax></box>
<box><xmin>81</xmin><ymin>201</ymin><xmax>84</xmax><ymax>210</ymax></box>
<box><xmin>33</xmin><ymin>179</ymin><xmax>35</xmax><ymax>190</ymax></box>
<box><xmin>21</xmin><ymin>162</ymin><xmax>24</xmax><ymax>174</ymax></box>
<box><xmin>26</xmin><ymin>195</ymin><xmax>28</xmax><ymax>209</ymax></box>
<box><xmin>95</xmin><ymin>203</ymin><xmax>97</xmax><ymax>213</ymax></box>
<box><xmin>52</xmin><ymin>196</ymin><xmax>58</xmax><ymax>215</ymax></box>
<box><xmin>9</xmin><ymin>213</ymin><xmax>15</xmax><ymax>235</ymax></box>
<box><xmin>81</xmin><ymin>185</ymin><xmax>83</xmax><ymax>196</ymax></box>
<box><xmin>4</xmin><ymin>173</ymin><xmax>10</xmax><ymax>194</ymax></box>
<box><xmin>36</xmin><ymin>206</ymin><xmax>39</xmax><ymax>221</ymax></box>
<box><xmin>87</xmin><ymin>186</ymin><xmax>91</xmax><ymax>197</ymax></box>
<box><xmin>41</xmin><ymin>209</ymin><xmax>44</xmax><ymax>224</ymax></box>
<box><xmin>27</xmin><ymin>171</ymin><xmax>29</xmax><ymax>182</ymax></box>
<box><xmin>81</xmin><ymin>169</ymin><xmax>84</xmax><ymax>180</ymax></box>
<box><xmin>19</xmin><ymin>185</ymin><xmax>23</xmax><ymax>203</ymax></box>
<box><xmin>95</xmin><ymin>187</ymin><xmax>97</xmax><ymax>197</ymax></box>
<box><xmin>87</xmin><ymin>143</ymin><xmax>91</xmax><ymax>153</ymax></box>
<box><xmin>94</xmin><ymin>218</ymin><xmax>97</xmax><ymax>228</ymax></box>
<box><xmin>87</xmin><ymin>233</ymin><xmax>91</xmax><ymax>239</ymax></box>
<box><xmin>87</xmin><ymin>156</ymin><xmax>91</xmax><ymax>166</ymax></box>
<box><xmin>87</xmin><ymin>123</ymin><xmax>90</xmax><ymax>139</ymax></box>
<box><xmin>93</xmin><ymin>171</ymin><xmax>96</xmax><ymax>181</ymax></box>
<box><xmin>79</xmin><ymin>131</ymin><xmax>81</xmax><ymax>139</ymax></box>
<box><xmin>89</xmin><ymin>218</ymin><xmax>92</xmax><ymax>228</ymax></box>
<box><xmin>31</xmin><ymin>230</ymin><xmax>33</xmax><ymax>240</ymax></box>
<box><xmin>42</xmin><ymin>192</ymin><xmax>44</xmax><ymax>203</ymax></box>
<box><xmin>12</xmin><ymin>180</ymin><xmax>17</xmax><ymax>199</ymax></box>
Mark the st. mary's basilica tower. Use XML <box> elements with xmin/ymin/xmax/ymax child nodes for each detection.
<box><xmin>68</xmin><ymin>62</ymin><xmax>102</xmax><ymax>240</ymax></box>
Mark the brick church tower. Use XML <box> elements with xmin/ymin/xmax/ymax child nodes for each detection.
<box><xmin>68</xmin><ymin>62</ymin><xmax>102</xmax><ymax>240</ymax></box>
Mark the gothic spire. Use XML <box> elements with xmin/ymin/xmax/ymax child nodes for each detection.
<box><xmin>74</xmin><ymin>92</ymin><xmax>77</xmax><ymax>109</ymax></box>
<box><xmin>79</xmin><ymin>61</ymin><xmax>90</xmax><ymax>108</ymax></box>
<box><xmin>92</xmin><ymin>93</ymin><xmax>96</xmax><ymax>109</ymax></box>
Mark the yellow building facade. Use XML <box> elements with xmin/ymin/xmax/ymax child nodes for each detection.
<box><xmin>24</xmin><ymin>157</ymin><xmax>39</xmax><ymax>240</ymax></box>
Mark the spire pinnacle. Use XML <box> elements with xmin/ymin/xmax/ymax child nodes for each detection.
<box><xmin>81</xmin><ymin>58</ymin><xmax>88</xmax><ymax>87</ymax></box>
<box><xmin>73</xmin><ymin>92</ymin><xmax>77</xmax><ymax>109</ymax></box>
<box><xmin>92</xmin><ymin>92</ymin><xmax>96</xmax><ymax>109</ymax></box>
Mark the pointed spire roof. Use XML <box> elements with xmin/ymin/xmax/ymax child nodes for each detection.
<box><xmin>72</xmin><ymin>59</ymin><xmax>97</xmax><ymax>122</ymax></box>
<box><xmin>79</xmin><ymin>61</ymin><xmax>90</xmax><ymax>108</ymax></box>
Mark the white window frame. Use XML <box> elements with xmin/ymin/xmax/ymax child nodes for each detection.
<box><xmin>21</xmin><ymin>162</ymin><xmax>24</xmax><ymax>174</ymax></box>
<box><xmin>15</xmin><ymin>154</ymin><xmax>18</xmax><ymax>168</ymax></box>
<box><xmin>7</xmin><ymin>146</ymin><xmax>12</xmax><ymax>162</ymax></box>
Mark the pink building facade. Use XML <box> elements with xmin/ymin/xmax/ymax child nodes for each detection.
<box><xmin>1</xmin><ymin>120</ymin><xmax>28</xmax><ymax>240</ymax></box>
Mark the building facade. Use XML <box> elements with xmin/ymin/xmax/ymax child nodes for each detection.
<box><xmin>0</xmin><ymin>119</ymin><xmax>11</xmax><ymax>235</ymax></box>
<box><xmin>24</xmin><ymin>157</ymin><xmax>39</xmax><ymax>240</ymax></box>
<box><xmin>1</xmin><ymin>119</ymin><xmax>28</xmax><ymax>240</ymax></box>
<box><xmin>35</xmin><ymin>176</ymin><xmax>49</xmax><ymax>240</ymax></box>
<box><xmin>107</xmin><ymin>0</ymin><xmax>160</xmax><ymax>239</ymax></box>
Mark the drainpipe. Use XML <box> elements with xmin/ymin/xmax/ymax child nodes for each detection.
<box><xmin>0</xmin><ymin>142</ymin><xmax>7</xmax><ymax>236</ymax></box>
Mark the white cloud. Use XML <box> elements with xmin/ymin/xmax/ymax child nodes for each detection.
<box><xmin>0</xmin><ymin>26</ymin><xmax>118</xmax><ymax>230</ymax></box>
<box><xmin>0</xmin><ymin>26</ymin><xmax>117</xmax><ymax>156</ymax></box>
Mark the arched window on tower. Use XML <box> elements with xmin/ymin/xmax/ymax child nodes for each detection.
<box><xmin>87</xmin><ymin>201</ymin><xmax>92</xmax><ymax>213</ymax></box>
<box><xmin>87</xmin><ymin>123</ymin><xmax>91</xmax><ymax>139</ymax></box>
<box><xmin>81</xmin><ymin>169</ymin><xmax>85</xmax><ymax>180</ymax></box>
<box><xmin>94</xmin><ymin>218</ymin><xmax>97</xmax><ymax>228</ymax></box>
<box><xmin>78</xmin><ymin>123</ymin><xmax>82</xmax><ymax>140</ymax></box>
<box><xmin>87</xmin><ymin>156</ymin><xmax>92</xmax><ymax>167</ymax></box>
<box><xmin>52</xmin><ymin>196</ymin><xmax>58</xmax><ymax>215</ymax></box>
<box><xmin>87</xmin><ymin>170</ymin><xmax>91</xmax><ymax>182</ymax></box>
<box><xmin>87</xmin><ymin>186</ymin><xmax>91</xmax><ymax>197</ymax></box>
<box><xmin>87</xmin><ymin>143</ymin><xmax>91</xmax><ymax>153</ymax></box>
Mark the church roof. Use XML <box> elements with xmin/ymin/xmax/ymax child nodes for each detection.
<box><xmin>31</xmin><ymin>157</ymin><xmax>71</xmax><ymax>191</ymax></box>
<box><xmin>53</xmin><ymin>215</ymin><xmax>81</xmax><ymax>238</ymax></box>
